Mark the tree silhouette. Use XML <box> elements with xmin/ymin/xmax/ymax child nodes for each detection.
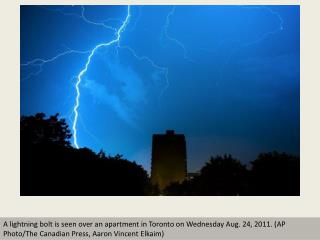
<box><xmin>198</xmin><ymin>155</ymin><xmax>249</xmax><ymax>195</ymax></box>
<box><xmin>20</xmin><ymin>113</ymin><xmax>300</xmax><ymax>196</ymax></box>
<box><xmin>164</xmin><ymin>155</ymin><xmax>249</xmax><ymax>196</ymax></box>
<box><xmin>163</xmin><ymin>153</ymin><xmax>300</xmax><ymax>196</ymax></box>
<box><xmin>250</xmin><ymin>151</ymin><xmax>299</xmax><ymax>195</ymax></box>
<box><xmin>20</xmin><ymin>113</ymin><xmax>151</xmax><ymax>196</ymax></box>
<box><xmin>21</xmin><ymin>113</ymin><xmax>71</xmax><ymax>147</ymax></box>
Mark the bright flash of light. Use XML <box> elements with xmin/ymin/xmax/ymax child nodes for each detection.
<box><xmin>72</xmin><ymin>5</ymin><xmax>131</xmax><ymax>148</ymax></box>
<box><xmin>21</xmin><ymin>5</ymin><xmax>285</xmax><ymax>149</ymax></box>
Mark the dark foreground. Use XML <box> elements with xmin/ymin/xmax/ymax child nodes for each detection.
<box><xmin>21</xmin><ymin>113</ymin><xmax>299</xmax><ymax>196</ymax></box>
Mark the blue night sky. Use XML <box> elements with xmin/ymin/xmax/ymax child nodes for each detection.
<box><xmin>21</xmin><ymin>5</ymin><xmax>300</xmax><ymax>172</ymax></box>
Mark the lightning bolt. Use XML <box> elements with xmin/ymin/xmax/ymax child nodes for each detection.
<box><xmin>129</xmin><ymin>6</ymin><xmax>143</xmax><ymax>32</ymax></box>
<box><xmin>39</xmin><ymin>5</ymin><xmax>122</xmax><ymax>30</ymax></box>
<box><xmin>199</xmin><ymin>6</ymin><xmax>284</xmax><ymax>55</ymax></box>
<box><xmin>79</xmin><ymin>6</ymin><xmax>118</xmax><ymax>32</ymax></box>
<box><xmin>22</xmin><ymin>6</ymin><xmax>283</xmax><ymax>149</ymax></box>
<box><xmin>21</xmin><ymin>5</ymin><xmax>171</xmax><ymax>149</ymax></box>
<box><xmin>218</xmin><ymin>6</ymin><xmax>285</xmax><ymax>84</ymax></box>
<box><xmin>119</xmin><ymin>45</ymin><xmax>169</xmax><ymax>98</ymax></box>
<box><xmin>72</xmin><ymin>5</ymin><xmax>131</xmax><ymax>148</ymax></box>
<box><xmin>21</xmin><ymin>49</ymin><xmax>90</xmax><ymax>81</ymax></box>
<box><xmin>240</xmin><ymin>6</ymin><xmax>284</xmax><ymax>47</ymax></box>
<box><xmin>21</xmin><ymin>5</ymin><xmax>121</xmax><ymax>82</ymax></box>
<box><xmin>162</xmin><ymin>6</ymin><xmax>193</xmax><ymax>62</ymax></box>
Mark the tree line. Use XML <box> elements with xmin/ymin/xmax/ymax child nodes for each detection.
<box><xmin>20</xmin><ymin>113</ymin><xmax>299</xmax><ymax>196</ymax></box>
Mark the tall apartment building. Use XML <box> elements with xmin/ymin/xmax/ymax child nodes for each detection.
<box><xmin>151</xmin><ymin>130</ymin><xmax>187</xmax><ymax>190</ymax></box>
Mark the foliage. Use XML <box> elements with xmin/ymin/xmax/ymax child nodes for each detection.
<box><xmin>20</xmin><ymin>113</ymin><xmax>300</xmax><ymax>196</ymax></box>
<box><xmin>21</xmin><ymin>113</ymin><xmax>71</xmax><ymax>147</ymax></box>
<box><xmin>164</xmin><ymin>153</ymin><xmax>299</xmax><ymax>196</ymax></box>
<box><xmin>21</xmin><ymin>113</ymin><xmax>150</xmax><ymax>196</ymax></box>
<box><xmin>164</xmin><ymin>155</ymin><xmax>248</xmax><ymax>196</ymax></box>
<box><xmin>250</xmin><ymin>151</ymin><xmax>299</xmax><ymax>195</ymax></box>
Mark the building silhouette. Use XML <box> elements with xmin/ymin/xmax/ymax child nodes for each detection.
<box><xmin>151</xmin><ymin>130</ymin><xmax>187</xmax><ymax>190</ymax></box>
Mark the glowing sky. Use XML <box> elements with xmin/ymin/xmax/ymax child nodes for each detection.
<box><xmin>20</xmin><ymin>5</ymin><xmax>300</xmax><ymax>172</ymax></box>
